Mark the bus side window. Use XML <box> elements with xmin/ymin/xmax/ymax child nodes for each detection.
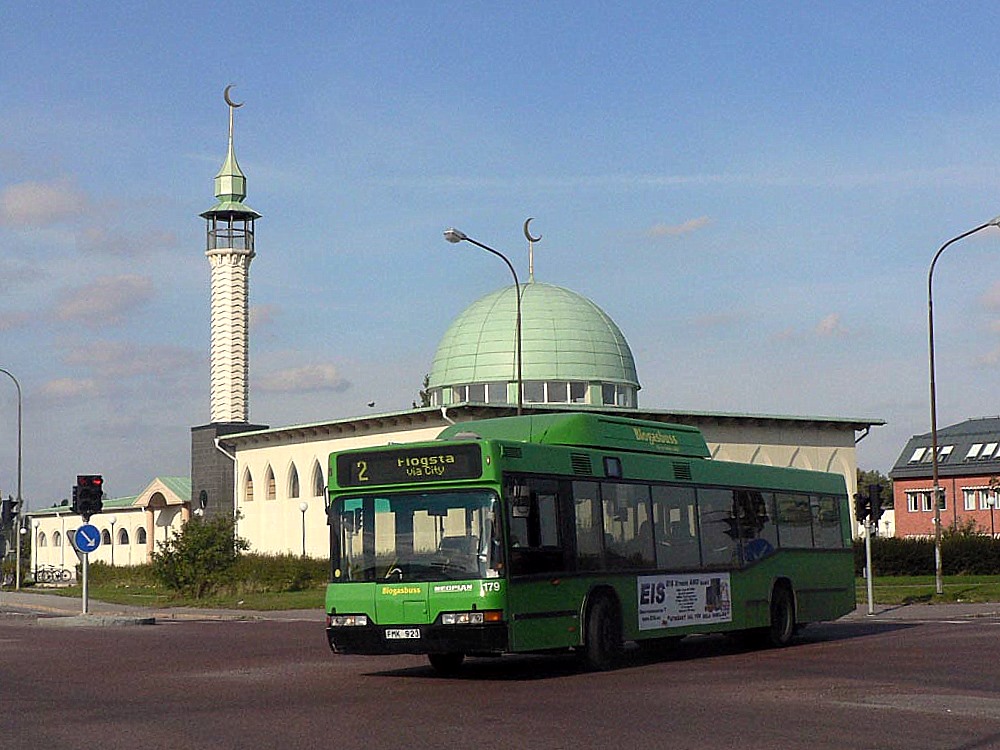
<box><xmin>572</xmin><ymin>481</ymin><xmax>603</xmax><ymax>571</ymax></box>
<box><xmin>651</xmin><ymin>485</ymin><xmax>699</xmax><ymax>570</ymax></box>
<box><xmin>507</xmin><ymin>478</ymin><xmax>566</xmax><ymax>576</ymax></box>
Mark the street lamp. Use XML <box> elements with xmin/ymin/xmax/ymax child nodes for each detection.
<box><xmin>443</xmin><ymin>228</ymin><xmax>523</xmax><ymax>415</ymax></box>
<box><xmin>299</xmin><ymin>501</ymin><xmax>308</xmax><ymax>557</ymax></box>
<box><xmin>0</xmin><ymin>368</ymin><xmax>22</xmax><ymax>590</ymax></box>
<box><xmin>927</xmin><ymin>216</ymin><xmax>1000</xmax><ymax>594</ymax></box>
<box><xmin>107</xmin><ymin>515</ymin><xmax>117</xmax><ymax>567</ymax></box>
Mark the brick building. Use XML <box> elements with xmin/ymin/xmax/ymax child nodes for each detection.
<box><xmin>889</xmin><ymin>417</ymin><xmax>1000</xmax><ymax>538</ymax></box>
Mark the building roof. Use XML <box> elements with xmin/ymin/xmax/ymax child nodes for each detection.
<box><xmin>428</xmin><ymin>282</ymin><xmax>639</xmax><ymax>389</ymax></box>
<box><xmin>217</xmin><ymin>403</ymin><xmax>884</xmax><ymax>450</ymax></box>
<box><xmin>889</xmin><ymin>417</ymin><xmax>1000</xmax><ymax>480</ymax></box>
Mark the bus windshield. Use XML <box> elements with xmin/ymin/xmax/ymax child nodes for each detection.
<box><xmin>332</xmin><ymin>490</ymin><xmax>502</xmax><ymax>583</ymax></box>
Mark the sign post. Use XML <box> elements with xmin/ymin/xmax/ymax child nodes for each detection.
<box><xmin>73</xmin><ymin>524</ymin><xmax>101</xmax><ymax>615</ymax></box>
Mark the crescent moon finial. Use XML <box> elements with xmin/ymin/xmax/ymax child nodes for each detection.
<box><xmin>523</xmin><ymin>217</ymin><xmax>542</xmax><ymax>243</ymax></box>
<box><xmin>224</xmin><ymin>84</ymin><xmax>244</xmax><ymax>108</ymax></box>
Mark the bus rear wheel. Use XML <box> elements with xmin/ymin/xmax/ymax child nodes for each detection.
<box><xmin>584</xmin><ymin>595</ymin><xmax>623</xmax><ymax>671</ymax></box>
<box><xmin>767</xmin><ymin>584</ymin><xmax>796</xmax><ymax>647</ymax></box>
<box><xmin>428</xmin><ymin>652</ymin><xmax>465</xmax><ymax>675</ymax></box>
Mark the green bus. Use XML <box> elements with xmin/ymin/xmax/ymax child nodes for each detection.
<box><xmin>324</xmin><ymin>412</ymin><xmax>855</xmax><ymax>672</ymax></box>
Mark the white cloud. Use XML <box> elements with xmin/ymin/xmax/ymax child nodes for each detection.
<box><xmin>52</xmin><ymin>274</ymin><xmax>154</xmax><ymax>328</ymax></box>
<box><xmin>37</xmin><ymin>377</ymin><xmax>100</xmax><ymax>400</ymax></box>
<box><xmin>256</xmin><ymin>364</ymin><xmax>351</xmax><ymax>393</ymax></box>
<box><xmin>63</xmin><ymin>341</ymin><xmax>200</xmax><ymax>378</ymax></box>
<box><xmin>815</xmin><ymin>313</ymin><xmax>847</xmax><ymax>338</ymax></box>
<box><xmin>646</xmin><ymin>216</ymin><xmax>712</xmax><ymax>238</ymax></box>
<box><xmin>0</xmin><ymin>178</ymin><xmax>88</xmax><ymax>228</ymax></box>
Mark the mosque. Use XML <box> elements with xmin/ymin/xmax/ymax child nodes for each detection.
<box><xmin>29</xmin><ymin>91</ymin><xmax>882</xmax><ymax>571</ymax></box>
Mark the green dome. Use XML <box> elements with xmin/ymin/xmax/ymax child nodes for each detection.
<box><xmin>428</xmin><ymin>282</ymin><xmax>640</xmax><ymax>408</ymax></box>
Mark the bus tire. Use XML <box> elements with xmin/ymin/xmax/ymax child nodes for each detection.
<box><xmin>584</xmin><ymin>595</ymin><xmax>623</xmax><ymax>671</ymax></box>
<box><xmin>767</xmin><ymin>584</ymin><xmax>796</xmax><ymax>647</ymax></box>
<box><xmin>428</xmin><ymin>652</ymin><xmax>465</xmax><ymax>675</ymax></box>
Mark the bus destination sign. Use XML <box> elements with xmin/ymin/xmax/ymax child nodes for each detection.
<box><xmin>337</xmin><ymin>444</ymin><xmax>483</xmax><ymax>487</ymax></box>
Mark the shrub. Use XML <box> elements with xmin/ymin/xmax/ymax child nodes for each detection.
<box><xmin>151</xmin><ymin>514</ymin><xmax>250</xmax><ymax>598</ymax></box>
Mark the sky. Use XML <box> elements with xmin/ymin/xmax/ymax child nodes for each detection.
<box><xmin>3</xmin><ymin>2</ymin><xmax>1000</xmax><ymax>507</ymax></box>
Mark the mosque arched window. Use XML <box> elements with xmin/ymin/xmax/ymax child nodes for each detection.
<box><xmin>136</xmin><ymin>527</ymin><xmax>147</xmax><ymax>545</ymax></box>
<box><xmin>312</xmin><ymin>460</ymin><xmax>324</xmax><ymax>497</ymax></box>
<box><xmin>288</xmin><ymin>464</ymin><xmax>300</xmax><ymax>499</ymax></box>
<box><xmin>244</xmin><ymin>470</ymin><xmax>255</xmax><ymax>502</ymax></box>
<box><xmin>38</xmin><ymin>532</ymin><xmax>47</xmax><ymax>547</ymax></box>
<box><xmin>265</xmin><ymin>466</ymin><xmax>276</xmax><ymax>501</ymax></box>
<box><xmin>118</xmin><ymin>528</ymin><xmax>130</xmax><ymax>545</ymax></box>
<box><xmin>53</xmin><ymin>531</ymin><xmax>62</xmax><ymax>547</ymax></box>
<box><xmin>101</xmin><ymin>529</ymin><xmax>112</xmax><ymax>545</ymax></box>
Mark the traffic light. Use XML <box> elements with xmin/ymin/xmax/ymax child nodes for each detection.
<box><xmin>854</xmin><ymin>492</ymin><xmax>871</xmax><ymax>522</ymax></box>
<box><xmin>74</xmin><ymin>475</ymin><xmax>104</xmax><ymax>521</ymax></box>
<box><xmin>870</xmin><ymin>483</ymin><xmax>885</xmax><ymax>522</ymax></box>
<box><xmin>1</xmin><ymin>495</ymin><xmax>14</xmax><ymax>529</ymax></box>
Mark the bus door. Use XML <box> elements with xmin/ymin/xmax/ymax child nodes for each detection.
<box><xmin>504</xmin><ymin>477</ymin><xmax>578</xmax><ymax>651</ymax></box>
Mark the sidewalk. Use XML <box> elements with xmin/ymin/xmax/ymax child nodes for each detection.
<box><xmin>844</xmin><ymin>601</ymin><xmax>1000</xmax><ymax>622</ymax></box>
<box><xmin>0</xmin><ymin>589</ymin><xmax>326</xmax><ymax>624</ymax></box>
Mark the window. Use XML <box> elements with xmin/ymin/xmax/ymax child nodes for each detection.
<box><xmin>980</xmin><ymin>443</ymin><xmax>998</xmax><ymax>460</ymax></box>
<box><xmin>289</xmin><ymin>464</ymin><xmax>300</xmax><ymax>499</ymax></box>
<box><xmin>38</xmin><ymin>532</ymin><xmax>47</xmax><ymax>547</ymax></box>
<box><xmin>601</xmin><ymin>383</ymin><xmax>635</xmax><ymax>407</ymax></box>
<box><xmin>938</xmin><ymin>445</ymin><xmax>954</xmax><ymax>462</ymax></box>
<box><xmin>573</xmin><ymin>481</ymin><xmax>603</xmax><ymax>571</ymax></box>
<box><xmin>118</xmin><ymin>528</ymin><xmax>129</xmax><ymax>545</ymax></box>
<box><xmin>53</xmin><ymin>531</ymin><xmax>61</xmax><ymax>547</ymax></box>
<box><xmin>966</xmin><ymin>444</ymin><xmax>983</xmax><ymax>460</ymax></box>
<box><xmin>812</xmin><ymin>496</ymin><xmax>843</xmax><ymax>549</ymax></box>
<box><xmin>244</xmin><ymin>470</ymin><xmax>254</xmax><ymax>502</ymax></box>
<box><xmin>698</xmin><ymin>488</ymin><xmax>740</xmax><ymax>567</ymax></box>
<box><xmin>522</xmin><ymin>381</ymin><xmax>545</xmax><ymax>403</ymax></box>
<box><xmin>136</xmin><ymin>527</ymin><xmax>147</xmax><ymax>545</ymax></box>
<box><xmin>570</xmin><ymin>382</ymin><xmax>587</xmax><ymax>403</ymax></box>
<box><xmin>467</xmin><ymin>383</ymin><xmax>486</xmax><ymax>402</ymax></box>
<box><xmin>506</xmin><ymin>477</ymin><xmax>566</xmax><ymax>576</ymax></box>
<box><xmin>601</xmin><ymin>482</ymin><xmax>653</xmax><ymax>569</ymax></box>
<box><xmin>983</xmin><ymin>491</ymin><xmax>998</xmax><ymax>511</ymax></box>
<box><xmin>312</xmin><ymin>461</ymin><xmax>324</xmax><ymax>497</ymax></box>
<box><xmin>487</xmin><ymin>382</ymin><xmax>507</xmax><ymax>403</ymax></box>
<box><xmin>651</xmin><ymin>485</ymin><xmax>700</xmax><ymax>569</ymax></box>
<box><xmin>451</xmin><ymin>384</ymin><xmax>468</xmax><ymax>402</ymax></box>
<box><xmin>909</xmin><ymin>447</ymin><xmax>926</xmax><ymax>463</ymax></box>
<box><xmin>965</xmin><ymin>489</ymin><xmax>977</xmax><ymax>511</ymax></box>
<box><xmin>775</xmin><ymin>493</ymin><xmax>813</xmax><ymax>548</ymax></box>
<box><xmin>736</xmin><ymin>490</ymin><xmax>779</xmax><ymax>558</ymax></box>
<box><xmin>906</xmin><ymin>492</ymin><xmax>921</xmax><ymax>512</ymax></box>
<box><xmin>265</xmin><ymin>466</ymin><xmax>276</xmax><ymax>501</ymax></box>
<box><xmin>101</xmin><ymin>529</ymin><xmax>111</xmax><ymax>544</ymax></box>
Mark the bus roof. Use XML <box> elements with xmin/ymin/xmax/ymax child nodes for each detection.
<box><xmin>437</xmin><ymin>412</ymin><xmax>711</xmax><ymax>459</ymax></box>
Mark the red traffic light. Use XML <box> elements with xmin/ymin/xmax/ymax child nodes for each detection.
<box><xmin>77</xmin><ymin>474</ymin><xmax>103</xmax><ymax>487</ymax></box>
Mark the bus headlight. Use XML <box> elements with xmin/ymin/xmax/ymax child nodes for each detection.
<box><xmin>441</xmin><ymin>610</ymin><xmax>502</xmax><ymax>625</ymax></box>
<box><xmin>327</xmin><ymin>614</ymin><xmax>368</xmax><ymax>627</ymax></box>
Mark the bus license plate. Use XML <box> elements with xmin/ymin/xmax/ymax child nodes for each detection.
<box><xmin>385</xmin><ymin>628</ymin><xmax>420</xmax><ymax>639</ymax></box>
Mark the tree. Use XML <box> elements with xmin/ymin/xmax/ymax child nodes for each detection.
<box><xmin>151</xmin><ymin>513</ymin><xmax>250</xmax><ymax>599</ymax></box>
<box><xmin>413</xmin><ymin>373</ymin><xmax>431</xmax><ymax>408</ymax></box>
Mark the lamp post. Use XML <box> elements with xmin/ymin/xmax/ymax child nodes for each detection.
<box><xmin>32</xmin><ymin>521</ymin><xmax>38</xmax><ymax>580</ymax></box>
<box><xmin>299</xmin><ymin>501</ymin><xmax>308</xmax><ymax>557</ymax></box>
<box><xmin>927</xmin><ymin>217</ymin><xmax>1000</xmax><ymax>595</ymax></box>
<box><xmin>107</xmin><ymin>515</ymin><xmax>117</xmax><ymax>566</ymax></box>
<box><xmin>0</xmin><ymin>368</ymin><xmax>22</xmax><ymax>590</ymax></box>
<box><xmin>443</xmin><ymin>228</ymin><xmax>523</xmax><ymax>415</ymax></box>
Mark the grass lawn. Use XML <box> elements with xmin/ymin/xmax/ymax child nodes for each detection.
<box><xmin>25</xmin><ymin>582</ymin><xmax>327</xmax><ymax>611</ymax></box>
<box><xmin>857</xmin><ymin>575</ymin><xmax>1000</xmax><ymax>605</ymax></box>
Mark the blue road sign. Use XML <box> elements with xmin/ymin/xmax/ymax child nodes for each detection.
<box><xmin>74</xmin><ymin>524</ymin><xmax>101</xmax><ymax>554</ymax></box>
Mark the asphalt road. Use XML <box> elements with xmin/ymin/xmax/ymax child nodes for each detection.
<box><xmin>2</xmin><ymin>603</ymin><xmax>1000</xmax><ymax>750</ymax></box>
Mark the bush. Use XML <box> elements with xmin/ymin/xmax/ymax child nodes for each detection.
<box><xmin>228</xmin><ymin>554</ymin><xmax>329</xmax><ymax>595</ymax></box>
<box><xmin>855</xmin><ymin>532</ymin><xmax>1000</xmax><ymax>576</ymax></box>
<box><xmin>151</xmin><ymin>514</ymin><xmax>250</xmax><ymax>598</ymax></box>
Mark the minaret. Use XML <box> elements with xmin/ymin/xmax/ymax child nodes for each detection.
<box><xmin>200</xmin><ymin>85</ymin><xmax>261</xmax><ymax>424</ymax></box>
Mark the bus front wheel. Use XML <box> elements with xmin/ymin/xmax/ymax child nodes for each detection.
<box><xmin>584</xmin><ymin>595</ymin><xmax>623</xmax><ymax>671</ymax></box>
<box><xmin>428</xmin><ymin>652</ymin><xmax>465</xmax><ymax>675</ymax></box>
